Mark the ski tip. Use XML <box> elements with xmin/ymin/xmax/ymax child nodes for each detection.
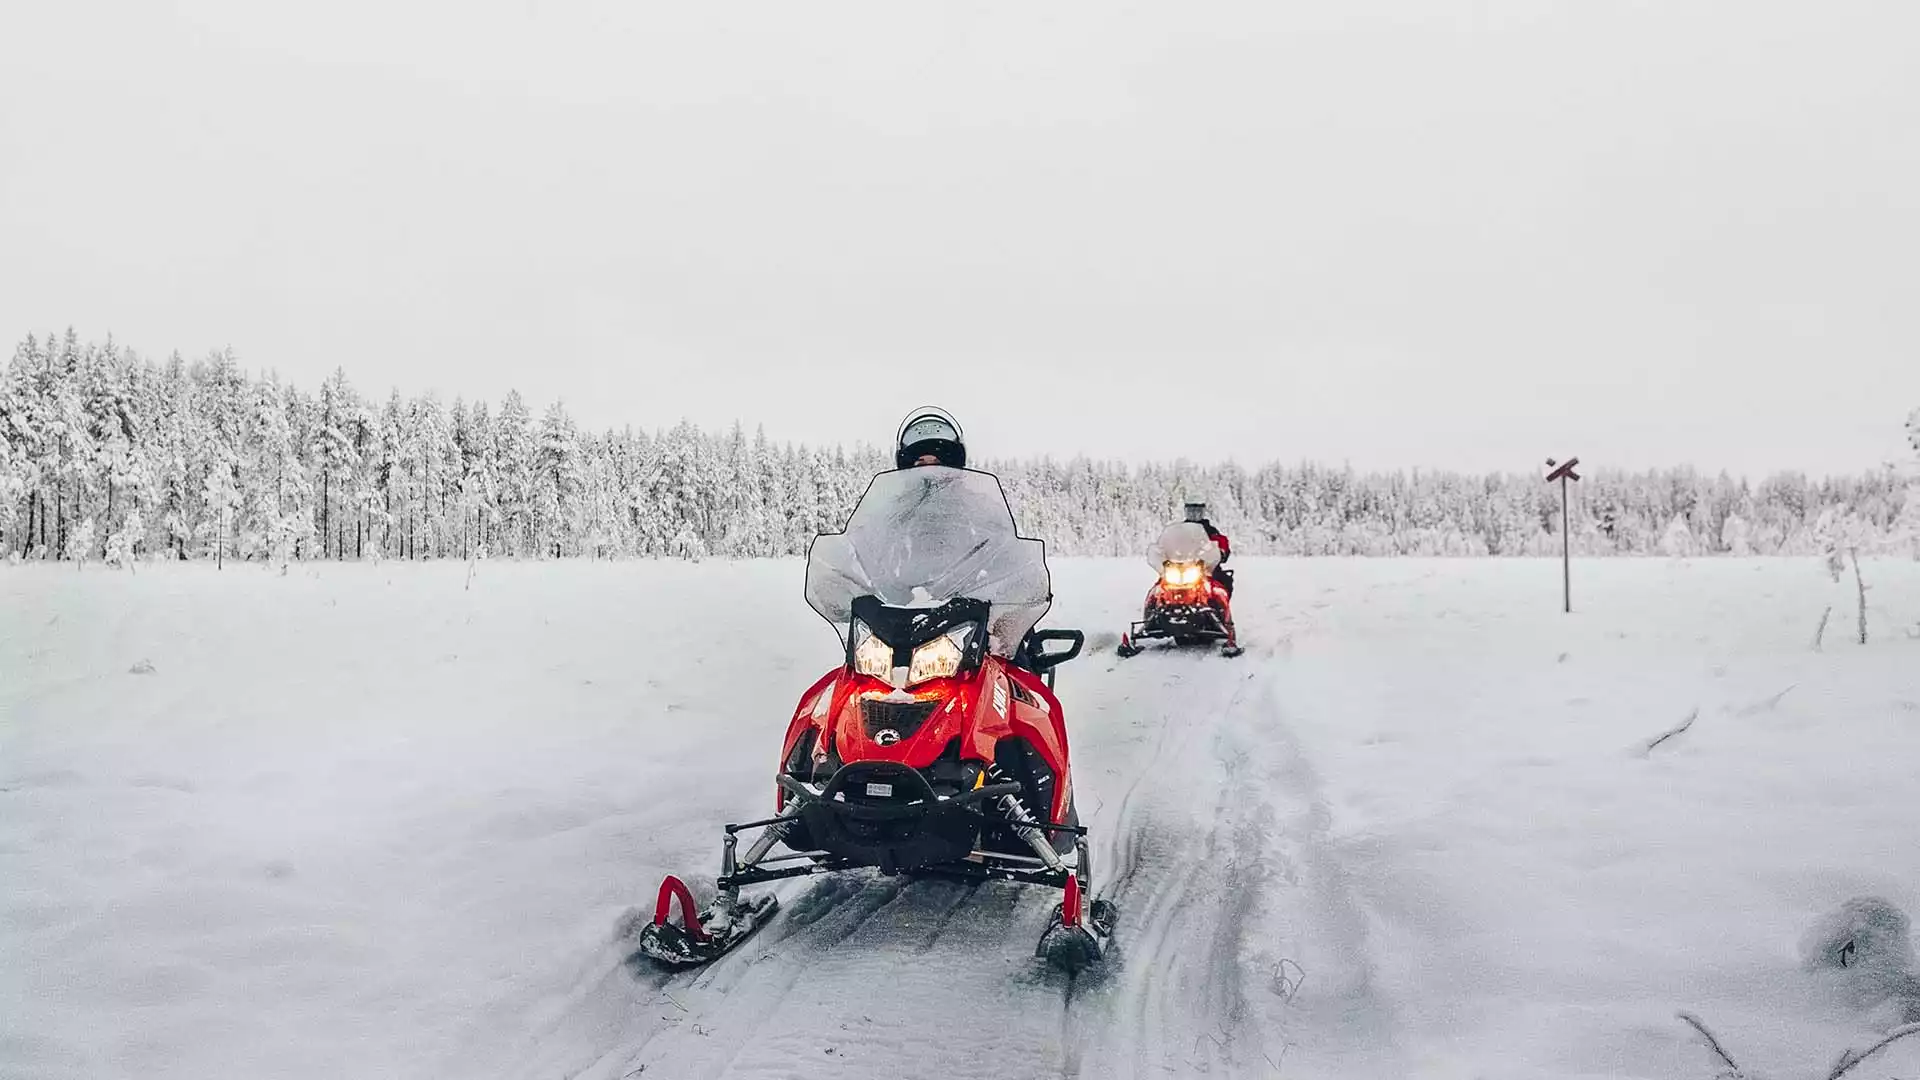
<box><xmin>1036</xmin><ymin>893</ymin><xmax>1117</xmax><ymax>973</ymax></box>
<box><xmin>653</xmin><ymin>874</ymin><xmax>709</xmax><ymax>942</ymax></box>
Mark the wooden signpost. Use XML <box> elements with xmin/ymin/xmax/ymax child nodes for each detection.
<box><xmin>1545</xmin><ymin>457</ymin><xmax>1581</xmax><ymax>612</ymax></box>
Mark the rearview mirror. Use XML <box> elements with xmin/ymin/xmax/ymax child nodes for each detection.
<box><xmin>1024</xmin><ymin>629</ymin><xmax>1085</xmax><ymax>688</ymax></box>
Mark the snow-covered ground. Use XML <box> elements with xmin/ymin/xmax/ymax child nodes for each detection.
<box><xmin>4</xmin><ymin>557</ymin><xmax>1918</xmax><ymax>1079</ymax></box>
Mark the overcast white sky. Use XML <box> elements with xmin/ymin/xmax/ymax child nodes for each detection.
<box><xmin>3</xmin><ymin>1</ymin><xmax>1915</xmax><ymax>474</ymax></box>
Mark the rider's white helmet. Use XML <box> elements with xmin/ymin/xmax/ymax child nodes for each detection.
<box><xmin>896</xmin><ymin>407</ymin><xmax>967</xmax><ymax>470</ymax></box>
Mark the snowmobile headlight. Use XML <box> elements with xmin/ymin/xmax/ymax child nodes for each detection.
<box><xmin>1162</xmin><ymin>562</ymin><xmax>1204</xmax><ymax>587</ymax></box>
<box><xmin>907</xmin><ymin>625</ymin><xmax>972</xmax><ymax>685</ymax></box>
<box><xmin>852</xmin><ymin>623</ymin><xmax>894</xmax><ymax>680</ymax></box>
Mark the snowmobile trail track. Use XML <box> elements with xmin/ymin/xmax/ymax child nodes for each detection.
<box><xmin>606</xmin><ymin>876</ymin><xmax>1032</xmax><ymax>1080</ymax></box>
<box><xmin>530</xmin><ymin>874</ymin><xmax>914</xmax><ymax>1080</ymax></box>
<box><xmin>1059</xmin><ymin>660</ymin><xmax>1284</xmax><ymax>1079</ymax></box>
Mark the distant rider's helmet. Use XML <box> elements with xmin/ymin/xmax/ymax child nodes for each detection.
<box><xmin>1183</xmin><ymin>501</ymin><xmax>1209</xmax><ymax>523</ymax></box>
<box><xmin>895</xmin><ymin>407</ymin><xmax>967</xmax><ymax>470</ymax></box>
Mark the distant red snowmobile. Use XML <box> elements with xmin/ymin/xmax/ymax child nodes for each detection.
<box><xmin>636</xmin><ymin>466</ymin><xmax>1116</xmax><ymax>973</ymax></box>
<box><xmin>1117</xmin><ymin>520</ymin><xmax>1243</xmax><ymax>658</ymax></box>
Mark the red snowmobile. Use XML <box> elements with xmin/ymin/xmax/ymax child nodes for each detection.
<box><xmin>636</xmin><ymin>466</ymin><xmax>1117</xmax><ymax>972</ymax></box>
<box><xmin>1117</xmin><ymin>521</ymin><xmax>1242</xmax><ymax>658</ymax></box>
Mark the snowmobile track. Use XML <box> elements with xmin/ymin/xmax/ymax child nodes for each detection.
<box><xmin>1051</xmin><ymin>659</ymin><xmax>1288</xmax><ymax>1079</ymax></box>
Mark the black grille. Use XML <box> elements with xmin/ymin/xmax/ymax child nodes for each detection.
<box><xmin>860</xmin><ymin>697</ymin><xmax>939</xmax><ymax>741</ymax></box>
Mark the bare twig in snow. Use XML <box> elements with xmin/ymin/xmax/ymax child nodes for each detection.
<box><xmin>1851</xmin><ymin>550</ymin><xmax>1869</xmax><ymax>646</ymax></box>
<box><xmin>1677</xmin><ymin>1012</ymin><xmax>1748</xmax><ymax>1078</ymax></box>
<box><xmin>661</xmin><ymin>991</ymin><xmax>689</xmax><ymax>1013</ymax></box>
<box><xmin>1643</xmin><ymin>708</ymin><xmax>1701</xmax><ymax>755</ymax></box>
<box><xmin>1735</xmin><ymin>684</ymin><xmax>1798</xmax><ymax>717</ymax></box>
<box><xmin>1814</xmin><ymin>605</ymin><xmax>1833</xmax><ymax>651</ymax></box>
<box><xmin>1827</xmin><ymin>1022</ymin><xmax>1920</xmax><ymax>1080</ymax></box>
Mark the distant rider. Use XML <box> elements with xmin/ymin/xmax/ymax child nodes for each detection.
<box><xmin>1183</xmin><ymin>501</ymin><xmax>1233</xmax><ymax>597</ymax></box>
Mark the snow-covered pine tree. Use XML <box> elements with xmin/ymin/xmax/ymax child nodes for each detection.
<box><xmin>493</xmin><ymin>391</ymin><xmax>535</xmax><ymax>556</ymax></box>
<box><xmin>403</xmin><ymin>393</ymin><xmax>451</xmax><ymax>559</ymax></box>
<box><xmin>534</xmin><ymin>401</ymin><xmax>580</xmax><ymax>558</ymax></box>
<box><xmin>1660</xmin><ymin>513</ymin><xmax>1701</xmax><ymax>558</ymax></box>
<box><xmin>105</xmin><ymin>508</ymin><xmax>142</xmax><ymax>569</ymax></box>
<box><xmin>238</xmin><ymin>377</ymin><xmax>314</xmax><ymax>570</ymax></box>
<box><xmin>66</xmin><ymin>515</ymin><xmax>95</xmax><ymax>568</ymax></box>
<box><xmin>0</xmin><ymin>345</ymin><xmax>28</xmax><ymax>556</ymax></box>
<box><xmin>1720</xmin><ymin>513</ymin><xmax>1752</xmax><ymax>556</ymax></box>
<box><xmin>199</xmin><ymin>446</ymin><xmax>240</xmax><ymax>569</ymax></box>
<box><xmin>315</xmin><ymin>369</ymin><xmax>361</xmax><ymax>559</ymax></box>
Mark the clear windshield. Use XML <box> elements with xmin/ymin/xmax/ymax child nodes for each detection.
<box><xmin>805</xmin><ymin>467</ymin><xmax>1052</xmax><ymax>656</ymax></box>
<box><xmin>1152</xmin><ymin>522</ymin><xmax>1222</xmax><ymax>570</ymax></box>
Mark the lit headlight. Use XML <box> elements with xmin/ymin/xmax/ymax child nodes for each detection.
<box><xmin>908</xmin><ymin>625</ymin><xmax>972</xmax><ymax>684</ymax></box>
<box><xmin>1162</xmin><ymin>562</ymin><xmax>1204</xmax><ymax>587</ymax></box>
<box><xmin>852</xmin><ymin>623</ymin><xmax>893</xmax><ymax>680</ymax></box>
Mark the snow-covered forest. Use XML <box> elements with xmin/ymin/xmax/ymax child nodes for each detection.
<box><xmin>2</xmin><ymin>331</ymin><xmax>1916</xmax><ymax>565</ymax></box>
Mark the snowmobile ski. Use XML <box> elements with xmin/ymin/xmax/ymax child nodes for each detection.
<box><xmin>633</xmin><ymin>875</ymin><xmax>779</xmax><ymax>967</ymax></box>
<box><xmin>1035</xmin><ymin>871</ymin><xmax>1118</xmax><ymax>972</ymax></box>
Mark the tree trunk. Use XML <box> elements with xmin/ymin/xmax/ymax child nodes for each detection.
<box><xmin>321</xmin><ymin>471</ymin><xmax>330</xmax><ymax>559</ymax></box>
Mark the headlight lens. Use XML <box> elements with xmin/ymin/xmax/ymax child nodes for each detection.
<box><xmin>852</xmin><ymin>622</ymin><xmax>977</xmax><ymax>687</ymax></box>
<box><xmin>908</xmin><ymin>625</ymin><xmax>971</xmax><ymax>684</ymax></box>
<box><xmin>852</xmin><ymin>623</ymin><xmax>894</xmax><ymax>680</ymax></box>
<box><xmin>1162</xmin><ymin>562</ymin><xmax>1204</xmax><ymax>587</ymax></box>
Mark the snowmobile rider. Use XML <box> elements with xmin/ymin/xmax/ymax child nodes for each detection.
<box><xmin>1184</xmin><ymin>501</ymin><xmax>1234</xmax><ymax>597</ymax></box>
<box><xmin>893</xmin><ymin>407</ymin><xmax>1055</xmax><ymax>672</ymax></box>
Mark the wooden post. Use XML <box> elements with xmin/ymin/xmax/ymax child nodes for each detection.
<box><xmin>1561</xmin><ymin>475</ymin><xmax>1571</xmax><ymax>613</ymax></box>
<box><xmin>1546</xmin><ymin>457</ymin><xmax>1582</xmax><ymax>613</ymax></box>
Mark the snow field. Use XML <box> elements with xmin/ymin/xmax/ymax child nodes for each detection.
<box><xmin>3</xmin><ymin>557</ymin><xmax>1918</xmax><ymax>1079</ymax></box>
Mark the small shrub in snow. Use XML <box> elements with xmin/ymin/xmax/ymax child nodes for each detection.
<box><xmin>1801</xmin><ymin>897</ymin><xmax>1916</xmax><ymax>1003</ymax></box>
<box><xmin>1721</xmin><ymin>513</ymin><xmax>1753</xmax><ymax>556</ymax></box>
<box><xmin>105</xmin><ymin>509</ymin><xmax>143</xmax><ymax>570</ymax></box>
<box><xmin>65</xmin><ymin>518</ymin><xmax>96</xmax><ymax>567</ymax></box>
<box><xmin>1815</xmin><ymin>511</ymin><xmax>1872</xmax><ymax>645</ymax></box>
